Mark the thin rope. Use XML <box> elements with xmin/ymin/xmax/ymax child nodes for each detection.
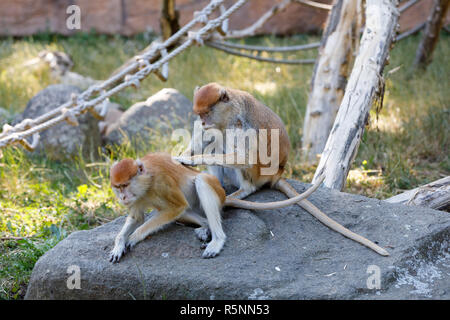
<box><xmin>396</xmin><ymin>21</ymin><xmax>426</xmax><ymax>41</ymax></box>
<box><xmin>399</xmin><ymin>0</ymin><xmax>422</xmax><ymax>13</ymax></box>
<box><xmin>0</xmin><ymin>0</ymin><xmax>249</xmax><ymax>150</ymax></box>
<box><xmin>0</xmin><ymin>0</ymin><xmax>226</xmax><ymax>142</ymax></box>
<box><xmin>295</xmin><ymin>0</ymin><xmax>332</xmax><ymax>10</ymax></box>
<box><xmin>206</xmin><ymin>41</ymin><xmax>316</xmax><ymax>64</ymax></box>
<box><xmin>207</xmin><ymin>40</ymin><xmax>320</xmax><ymax>52</ymax></box>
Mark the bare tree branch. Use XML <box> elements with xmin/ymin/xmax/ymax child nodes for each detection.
<box><xmin>312</xmin><ymin>0</ymin><xmax>399</xmax><ymax>190</ymax></box>
<box><xmin>413</xmin><ymin>0</ymin><xmax>450</xmax><ymax>69</ymax></box>
<box><xmin>302</xmin><ymin>0</ymin><xmax>360</xmax><ymax>162</ymax></box>
<box><xmin>226</xmin><ymin>0</ymin><xmax>293</xmax><ymax>39</ymax></box>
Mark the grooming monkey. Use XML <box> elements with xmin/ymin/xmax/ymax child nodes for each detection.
<box><xmin>178</xmin><ymin>82</ymin><xmax>389</xmax><ymax>256</ymax></box>
<box><xmin>109</xmin><ymin>152</ymin><xmax>323</xmax><ymax>262</ymax></box>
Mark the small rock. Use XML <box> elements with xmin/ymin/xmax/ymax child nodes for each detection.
<box><xmin>0</xmin><ymin>107</ymin><xmax>11</xmax><ymax>126</ymax></box>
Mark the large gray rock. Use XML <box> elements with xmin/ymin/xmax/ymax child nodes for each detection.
<box><xmin>25</xmin><ymin>180</ymin><xmax>450</xmax><ymax>300</ymax></box>
<box><xmin>104</xmin><ymin>88</ymin><xmax>196</xmax><ymax>146</ymax></box>
<box><xmin>0</xmin><ymin>107</ymin><xmax>12</xmax><ymax>127</ymax></box>
<box><xmin>16</xmin><ymin>84</ymin><xmax>101</xmax><ymax>161</ymax></box>
<box><xmin>98</xmin><ymin>102</ymin><xmax>123</xmax><ymax>137</ymax></box>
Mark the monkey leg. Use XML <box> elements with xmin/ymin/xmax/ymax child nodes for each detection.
<box><xmin>226</xmin><ymin>169</ymin><xmax>257</xmax><ymax>200</ymax></box>
<box><xmin>176</xmin><ymin>211</ymin><xmax>211</xmax><ymax>242</ymax></box>
<box><xmin>195</xmin><ymin>175</ymin><xmax>226</xmax><ymax>258</ymax></box>
<box><xmin>207</xmin><ymin>165</ymin><xmax>225</xmax><ymax>186</ymax></box>
<box><xmin>275</xmin><ymin>179</ymin><xmax>389</xmax><ymax>256</ymax></box>
<box><xmin>177</xmin><ymin>211</ymin><xmax>208</xmax><ymax>227</ymax></box>
<box><xmin>126</xmin><ymin>206</ymin><xmax>186</xmax><ymax>250</ymax></box>
<box><xmin>110</xmin><ymin>214</ymin><xmax>144</xmax><ymax>263</ymax></box>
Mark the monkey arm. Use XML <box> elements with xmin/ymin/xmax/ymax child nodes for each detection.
<box><xmin>126</xmin><ymin>205</ymin><xmax>186</xmax><ymax>248</ymax></box>
<box><xmin>173</xmin><ymin>153</ymin><xmax>251</xmax><ymax>169</ymax></box>
<box><xmin>275</xmin><ymin>179</ymin><xmax>389</xmax><ymax>257</ymax></box>
<box><xmin>176</xmin><ymin>210</ymin><xmax>208</xmax><ymax>228</ymax></box>
<box><xmin>126</xmin><ymin>177</ymin><xmax>189</xmax><ymax>248</ymax></box>
<box><xmin>110</xmin><ymin>212</ymin><xmax>145</xmax><ymax>263</ymax></box>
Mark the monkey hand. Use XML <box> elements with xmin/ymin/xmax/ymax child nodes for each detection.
<box><xmin>124</xmin><ymin>232</ymin><xmax>142</xmax><ymax>251</ymax></box>
<box><xmin>109</xmin><ymin>242</ymin><xmax>128</xmax><ymax>263</ymax></box>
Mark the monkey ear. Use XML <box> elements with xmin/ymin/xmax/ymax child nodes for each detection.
<box><xmin>194</xmin><ymin>86</ymin><xmax>200</xmax><ymax>94</ymax></box>
<box><xmin>220</xmin><ymin>89</ymin><xmax>229</xmax><ymax>103</ymax></box>
<box><xmin>136</xmin><ymin>160</ymin><xmax>146</xmax><ymax>175</ymax></box>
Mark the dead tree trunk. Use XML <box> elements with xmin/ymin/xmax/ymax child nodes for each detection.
<box><xmin>413</xmin><ymin>0</ymin><xmax>449</xmax><ymax>69</ymax></box>
<box><xmin>302</xmin><ymin>0</ymin><xmax>360</xmax><ymax>163</ymax></box>
<box><xmin>385</xmin><ymin>176</ymin><xmax>450</xmax><ymax>211</ymax></box>
<box><xmin>312</xmin><ymin>0</ymin><xmax>399</xmax><ymax>190</ymax></box>
<box><xmin>160</xmin><ymin>0</ymin><xmax>180</xmax><ymax>40</ymax></box>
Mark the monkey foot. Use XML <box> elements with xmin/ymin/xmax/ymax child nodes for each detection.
<box><xmin>109</xmin><ymin>244</ymin><xmax>127</xmax><ymax>263</ymax></box>
<box><xmin>194</xmin><ymin>227</ymin><xmax>211</xmax><ymax>242</ymax></box>
<box><xmin>202</xmin><ymin>239</ymin><xmax>225</xmax><ymax>259</ymax></box>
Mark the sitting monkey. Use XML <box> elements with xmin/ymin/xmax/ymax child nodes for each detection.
<box><xmin>177</xmin><ymin>83</ymin><xmax>389</xmax><ymax>257</ymax></box>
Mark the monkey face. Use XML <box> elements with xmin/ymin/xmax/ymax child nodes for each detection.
<box><xmin>193</xmin><ymin>83</ymin><xmax>231</xmax><ymax>130</ymax></box>
<box><xmin>111</xmin><ymin>159</ymin><xmax>148</xmax><ymax>207</ymax></box>
<box><xmin>199</xmin><ymin>106</ymin><xmax>230</xmax><ymax>129</ymax></box>
<box><xmin>198</xmin><ymin>111</ymin><xmax>214</xmax><ymax>129</ymax></box>
<box><xmin>204</xmin><ymin>101</ymin><xmax>233</xmax><ymax>130</ymax></box>
<box><xmin>112</xmin><ymin>183</ymin><xmax>137</xmax><ymax>206</ymax></box>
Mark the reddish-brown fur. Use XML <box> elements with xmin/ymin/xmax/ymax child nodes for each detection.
<box><xmin>110</xmin><ymin>158</ymin><xmax>137</xmax><ymax>187</ymax></box>
<box><xmin>203</xmin><ymin>174</ymin><xmax>226</xmax><ymax>204</ymax></box>
<box><xmin>193</xmin><ymin>82</ymin><xmax>222</xmax><ymax>115</ymax></box>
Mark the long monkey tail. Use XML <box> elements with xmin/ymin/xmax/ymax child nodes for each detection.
<box><xmin>275</xmin><ymin>179</ymin><xmax>389</xmax><ymax>257</ymax></box>
<box><xmin>225</xmin><ymin>175</ymin><xmax>325</xmax><ymax>210</ymax></box>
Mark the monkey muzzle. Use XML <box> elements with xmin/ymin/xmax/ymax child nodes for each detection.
<box><xmin>199</xmin><ymin>113</ymin><xmax>215</xmax><ymax>129</ymax></box>
<box><xmin>118</xmin><ymin>194</ymin><xmax>134</xmax><ymax>206</ymax></box>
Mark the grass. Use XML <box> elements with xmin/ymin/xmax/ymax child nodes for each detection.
<box><xmin>0</xmin><ymin>31</ymin><xmax>448</xmax><ymax>299</ymax></box>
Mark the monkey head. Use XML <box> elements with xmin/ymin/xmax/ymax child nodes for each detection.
<box><xmin>110</xmin><ymin>158</ymin><xmax>149</xmax><ymax>206</ymax></box>
<box><xmin>193</xmin><ymin>82</ymin><xmax>234</xmax><ymax>130</ymax></box>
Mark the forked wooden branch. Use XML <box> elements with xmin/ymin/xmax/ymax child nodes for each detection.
<box><xmin>302</xmin><ymin>0</ymin><xmax>360</xmax><ymax>162</ymax></box>
<box><xmin>413</xmin><ymin>0</ymin><xmax>450</xmax><ymax>68</ymax></box>
<box><xmin>312</xmin><ymin>0</ymin><xmax>399</xmax><ymax>190</ymax></box>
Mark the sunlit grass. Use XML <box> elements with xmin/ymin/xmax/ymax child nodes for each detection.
<box><xmin>0</xmin><ymin>31</ymin><xmax>448</xmax><ymax>298</ymax></box>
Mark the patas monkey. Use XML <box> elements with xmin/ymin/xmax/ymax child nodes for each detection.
<box><xmin>109</xmin><ymin>152</ymin><xmax>228</xmax><ymax>262</ymax></box>
<box><xmin>179</xmin><ymin>83</ymin><xmax>389</xmax><ymax>256</ymax></box>
<box><xmin>109</xmin><ymin>152</ymin><xmax>323</xmax><ymax>262</ymax></box>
